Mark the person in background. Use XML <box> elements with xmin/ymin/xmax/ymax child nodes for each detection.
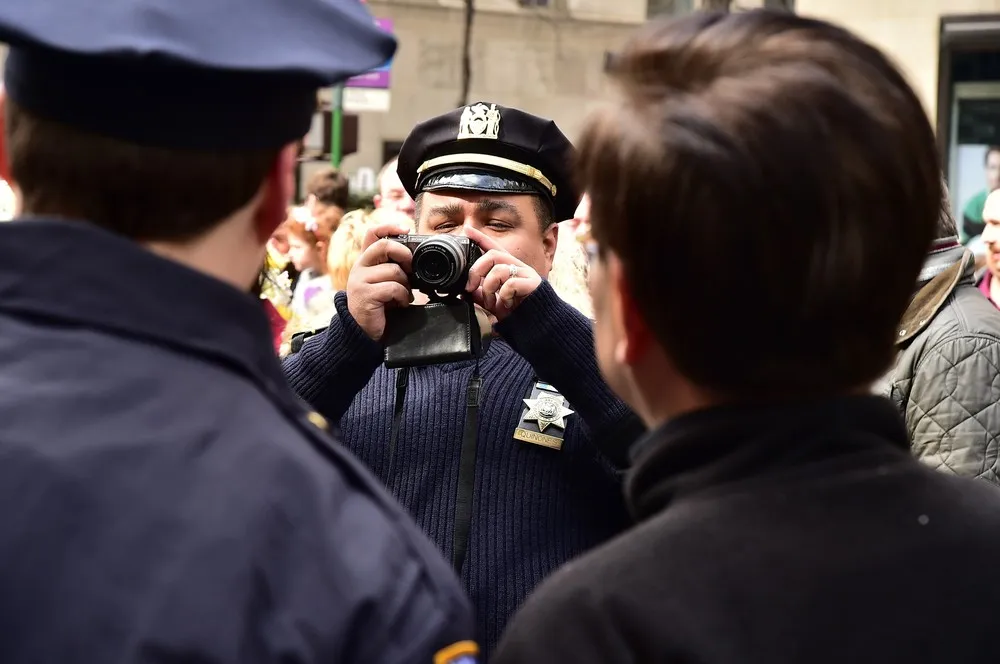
<box><xmin>279</xmin><ymin>207</ymin><xmax>414</xmax><ymax>356</ymax></box>
<box><xmin>495</xmin><ymin>10</ymin><xmax>1000</xmax><ymax>664</ymax></box>
<box><xmin>286</xmin><ymin>206</ymin><xmax>336</xmax><ymax>321</ymax></box>
<box><xmin>305</xmin><ymin>166</ymin><xmax>350</xmax><ymax>223</ymax></box>
<box><xmin>961</xmin><ymin>145</ymin><xmax>1000</xmax><ymax>246</ymax></box>
<box><xmin>253</xmin><ymin>266</ymin><xmax>291</xmax><ymax>354</ymax></box>
<box><xmin>0</xmin><ymin>0</ymin><xmax>477</xmax><ymax>662</ymax></box>
<box><xmin>880</xmin><ymin>180</ymin><xmax>1000</xmax><ymax>484</ymax></box>
<box><xmin>328</xmin><ymin>207</ymin><xmax>414</xmax><ymax>292</ymax></box>
<box><xmin>548</xmin><ymin>208</ymin><xmax>594</xmax><ymax>318</ymax></box>
<box><xmin>977</xmin><ymin>189</ymin><xmax>1000</xmax><ymax>308</ymax></box>
<box><xmin>373</xmin><ymin>156</ymin><xmax>416</xmax><ymax>218</ymax></box>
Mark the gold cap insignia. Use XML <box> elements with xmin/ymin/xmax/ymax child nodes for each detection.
<box><xmin>457</xmin><ymin>103</ymin><xmax>501</xmax><ymax>140</ymax></box>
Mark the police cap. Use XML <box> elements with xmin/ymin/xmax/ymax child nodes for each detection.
<box><xmin>397</xmin><ymin>103</ymin><xmax>578</xmax><ymax>222</ymax></box>
<box><xmin>0</xmin><ymin>0</ymin><xmax>396</xmax><ymax>150</ymax></box>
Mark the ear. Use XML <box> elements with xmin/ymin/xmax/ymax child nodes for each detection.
<box><xmin>373</xmin><ymin>194</ymin><xmax>383</xmax><ymax>209</ymax></box>
<box><xmin>609</xmin><ymin>256</ymin><xmax>653</xmax><ymax>366</ymax></box>
<box><xmin>254</xmin><ymin>143</ymin><xmax>298</xmax><ymax>243</ymax></box>
<box><xmin>542</xmin><ymin>221</ymin><xmax>559</xmax><ymax>272</ymax></box>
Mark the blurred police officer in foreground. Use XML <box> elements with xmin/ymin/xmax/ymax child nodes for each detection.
<box><xmin>285</xmin><ymin>104</ymin><xmax>644</xmax><ymax>656</ymax></box>
<box><xmin>0</xmin><ymin>2</ymin><xmax>477</xmax><ymax>663</ymax></box>
<box><xmin>494</xmin><ymin>10</ymin><xmax>1000</xmax><ymax>664</ymax></box>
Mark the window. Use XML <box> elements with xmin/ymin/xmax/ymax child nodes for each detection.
<box><xmin>382</xmin><ymin>141</ymin><xmax>404</xmax><ymax>167</ymax></box>
<box><xmin>647</xmin><ymin>0</ymin><xmax>693</xmax><ymax>17</ymax></box>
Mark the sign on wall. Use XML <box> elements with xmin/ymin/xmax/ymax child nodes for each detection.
<box><xmin>345</xmin><ymin>18</ymin><xmax>394</xmax><ymax>90</ymax></box>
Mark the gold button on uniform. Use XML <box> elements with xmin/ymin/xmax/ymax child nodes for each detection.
<box><xmin>307</xmin><ymin>411</ymin><xmax>329</xmax><ymax>431</ymax></box>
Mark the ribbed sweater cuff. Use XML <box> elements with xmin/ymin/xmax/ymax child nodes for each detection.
<box><xmin>496</xmin><ymin>281</ymin><xmax>642</xmax><ymax>466</ymax></box>
<box><xmin>283</xmin><ymin>291</ymin><xmax>382</xmax><ymax>420</ymax></box>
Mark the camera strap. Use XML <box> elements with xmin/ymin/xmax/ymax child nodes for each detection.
<box><xmin>453</xmin><ymin>364</ymin><xmax>482</xmax><ymax>574</ymax></box>
<box><xmin>385</xmin><ymin>363</ymin><xmax>482</xmax><ymax>575</ymax></box>
<box><xmin>386</xmin><ymin>367</ymin><xmax>410</xmax><ymax>479</ymax></box>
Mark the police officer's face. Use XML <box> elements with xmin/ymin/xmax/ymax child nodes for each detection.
<box><xmin>417</xmin><ymin>190</ymin><xmax>558</xmax><ymax>278</ymax></box>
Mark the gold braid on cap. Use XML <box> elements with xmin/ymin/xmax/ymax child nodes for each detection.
<box><xmin>416</xmin><ymin>153</ymin><xmax>557</xmax><ymax>197</ymax></box>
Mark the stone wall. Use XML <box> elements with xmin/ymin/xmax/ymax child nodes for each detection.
<box><xmin>338</xmin><ymin>0</ymin><xmax>647</xmax><ymax>181</ymax></box>
<box><xmin>796</xmin><ymin>0</ymin><xmax>1000</xmax><ymax>123</ymax></box>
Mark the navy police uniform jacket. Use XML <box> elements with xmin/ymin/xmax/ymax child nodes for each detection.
<box><xmin>0</xmin><ymin>219</ymin><xmax>476</xmax><ymax>664</ymax></box>
<box><xmin>284</xmin><ymin>282</ymin><xmax>643</xmax><ymax>657</ymax></box>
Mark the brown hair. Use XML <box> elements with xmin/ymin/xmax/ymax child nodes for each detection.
<box><xmin>307</xmin><ymin>167</ymin><xmax>350</xmax><ymax>209</ymax></box>
<box><xmin>577</xmin><ymin>10</ymin><xmax>940</xmax><ymax>398</ymax></box>
<box><xmin>5</xmin><ymin>99</ymin><xmax>279</xmax><ymax>242</ymax></box>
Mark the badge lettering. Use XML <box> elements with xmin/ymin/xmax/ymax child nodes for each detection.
<box><xmin>514</xmin><ymin>427</ymin><xmax>564</xmax><ymax>451</ymax></box>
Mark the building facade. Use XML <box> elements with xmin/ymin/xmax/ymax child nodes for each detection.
<box><xmin>797</xmin><ymin>0</ymin><xmax>1000</xmax><ymax>234</ymax></box>
<box><xmin>333</xmin><ymin>0</ymin><xmax>786</xmax><ymax>194</ymax></box>
<box><xmin>324</xmin><ymin>0</ymin><xmax>648</xmax><ymax>193</ymax></box>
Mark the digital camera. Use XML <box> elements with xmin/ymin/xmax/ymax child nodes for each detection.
<box><xmin>388</xmin><ymin>234</ymin><xmax>484</xmax><ymax>296</ymax></box>
<box><xmin>382</xmin><ymin>234</ymin><xmax>491</xmax><ymax>368</ymax></box>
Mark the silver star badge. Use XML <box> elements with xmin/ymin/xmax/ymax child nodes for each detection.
<box><xmin>522</xmin><ymin>394</ymin><xmax>574</xmax><ymax>432</ymax></box>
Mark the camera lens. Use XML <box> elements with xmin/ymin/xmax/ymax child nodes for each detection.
<box><xmin>412</xmin><ymin>235</ymin><xmax>467</xmax><ymax>291</ymax></box>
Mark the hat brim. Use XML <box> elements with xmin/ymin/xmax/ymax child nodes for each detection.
<box><xmin>418</xmin><ymin>167</ymin><xmax>552</xmax><ymax>201</ymax></box>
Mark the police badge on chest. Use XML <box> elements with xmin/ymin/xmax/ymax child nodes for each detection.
<box><xmin>515</xmin><ymin>381</ymin><xmax>575</xmax><ymax>451</ymax></box>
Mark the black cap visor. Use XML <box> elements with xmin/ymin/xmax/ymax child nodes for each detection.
<box><xmin>417</xmin><ymin>166</ymin><xmax>557</xmax><ymax>220</ymax></box>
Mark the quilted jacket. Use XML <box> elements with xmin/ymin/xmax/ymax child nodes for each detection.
<box><xmin>880</xmin><ymin>243</ymin><xmax>1000</xmax><ymax>484</ymax></box>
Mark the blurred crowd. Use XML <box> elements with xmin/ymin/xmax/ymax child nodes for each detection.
<box><xmin>260</xmin><ymin>158</ymin><xmax>594</xmax><ymax>355</ymax></box>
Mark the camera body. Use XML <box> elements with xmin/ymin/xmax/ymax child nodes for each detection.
<box><xmin>388</xmin><ymin>234</ymin><xmax>484</xmax><ymax>296</ymax></box>
<box><xmin>382</xmin><ymin>234</ymin><xmax>490</xmax><ymax>368</ymax></box>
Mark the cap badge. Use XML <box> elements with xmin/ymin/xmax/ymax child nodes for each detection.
<box><xmin>457</xmin><ymin>103</ymin><xmax>501</xmax><ymax>140</ymax></box>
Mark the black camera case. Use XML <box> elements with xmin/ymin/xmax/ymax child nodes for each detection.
<box><xmin>383</xmin><ymin>299</ymin><xmax>492</xmax><ymax>368</ymax></box>
<box><xmin>383</xmin><ymin>234</ymin><xmax>490</xmax><ymax>368</ymax></box>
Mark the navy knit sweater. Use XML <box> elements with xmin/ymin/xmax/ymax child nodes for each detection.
<box><xmin>283</xmin><ymin>282</ymin><xmax>642</xmax><ymax>657</ymax></box>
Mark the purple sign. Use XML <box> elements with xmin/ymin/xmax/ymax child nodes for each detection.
<box><xmin>345</xmin><ymin>18</ymin><xmax>394</xmax><ymax>89</ymax></box>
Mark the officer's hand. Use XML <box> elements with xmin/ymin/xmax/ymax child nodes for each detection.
<box><xmin>465</xmin><ymin>226</ymin><xmax>543</xmax><ymax>322</ymax></box>
<box><xmin>346</xmin><ymin>223</ymin><xmax>414</xmax><ymax>341</ymax></box>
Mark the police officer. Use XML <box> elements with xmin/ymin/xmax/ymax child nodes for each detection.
<box><xmin>284</xmin><ymin>103</ymin><xmax>646</xmax><ymax>656</ymax></box>
<box><xmin>0</xmin><ymin>2</ymin><xmax>477</xmax><ymax>663</ymax></box>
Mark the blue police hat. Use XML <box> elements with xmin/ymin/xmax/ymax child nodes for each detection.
<box><xmin>0</xmin><ymin>0</ymin><xmax>396</xmax><ymax>150</ymax></box>
<box><xmin>397</xmin><ymin>103</ymin><xmax>579</xmax><ymax>222</ymax></box>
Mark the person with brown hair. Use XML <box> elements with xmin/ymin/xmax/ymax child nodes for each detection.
<box><xmin>305</xmin><ymin>166</ymin><xmax>350</xmax><ymax>219</ymax></box>
<box><xmin>0</xmin><ymin>0</ymin><xmax>476</xmax><ymax>661</ymax></box>
<box><xmin>494</xmin><ymin>10</ymin><xmax>1000</xmax><ymax>664</ymax></box>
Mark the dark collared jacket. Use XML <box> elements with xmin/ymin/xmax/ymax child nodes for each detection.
<box><xmin>495</xmin><ymin>396</ymin><xmax>1000</xmax><ymax>664</ymax></box>
<box><xmin>0</xmin><ymin>219</ymin><xmax>474</xmax><ymax>664</ymax></box>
